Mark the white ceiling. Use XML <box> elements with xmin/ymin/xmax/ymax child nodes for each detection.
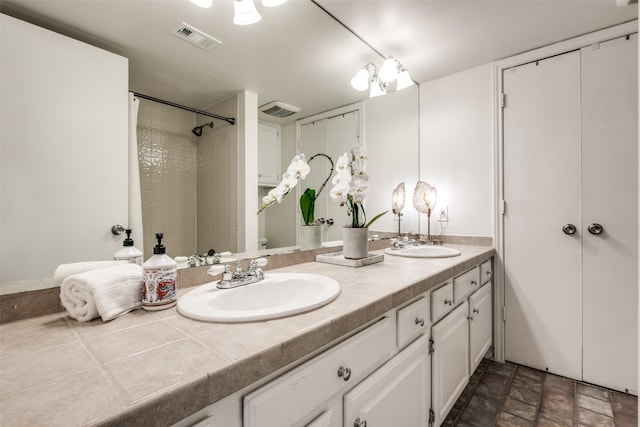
<box><xmin>1</xmin><ymin>0</ymin><xmax>637</xmax><ymax>123</ymax></box>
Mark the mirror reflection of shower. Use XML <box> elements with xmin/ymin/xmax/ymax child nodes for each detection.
<box><xmin>192</xmin><ymin>122</ymin><xmax>213</xmax><ymax>136</ymax></box>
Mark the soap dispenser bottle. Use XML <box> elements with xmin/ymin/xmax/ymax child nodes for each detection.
<box><xmin>142</xmin><ymin>233</ymin><xmax>177</xmax><ymax>311</ymax></box>
<box><xmin>113</xmin><ymin>228</ymin><xmax>143</xmax><ymax>265</ymax></box>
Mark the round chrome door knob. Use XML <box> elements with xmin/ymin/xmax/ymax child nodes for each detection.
<box><xmin>337</xmin><ymin>366</ymin><xmax>351</xmax><ymax>381</ymax></box>
<box><xmin>587</xmin><ymin>223</ymin><xmax>604</xmax><ymax>235</ymax></box>
<box><xmin>562</xmin><ymin>224</ymin><xmax>577</xmax><ymax>235</ymax></box>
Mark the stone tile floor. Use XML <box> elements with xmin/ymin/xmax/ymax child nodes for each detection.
<box><xmin>443</xmin><ymin>359</ymin><xmax>638</xmax><ymax>427</ymax></box>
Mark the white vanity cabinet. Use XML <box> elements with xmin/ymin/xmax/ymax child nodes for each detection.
<box><xmin>344</xmin><ymin>335</ymin><xmax>430</xmax><ymax>427</ymax></box>
<box><xmin>243</xmin><ymin>317</ymin><xmax>395</xmax><ymax>427</ymax></box>
<box><xmin>469</xmin><ymin>282</ymin><xmax>492</xmax><ymax>373</ymax></box>
<box><xmin>257</xmin><ymin>122</ymin><xmax>281</xmax><ymax>186</ymax></box>
<box><xmin>430</xmin><ymin>261</ymin><xmax>494</xmax><ymax>427</ymax></box>
<box><xmin>431</xmin><ymin>301</ymin><xmax>470</xmax><ymax>427</ymax></box>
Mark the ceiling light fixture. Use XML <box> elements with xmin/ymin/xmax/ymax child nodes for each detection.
<box><xmin>350</xmin><ymin>57</ymin><xmax>415</xmax><ymax>98</ymax></box>
<box><xmin>233</xmin><ymin>0</ymin><xmax>262</xmax><ymax>25</ymax></box>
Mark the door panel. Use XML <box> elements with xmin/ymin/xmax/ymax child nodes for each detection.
<box><xmin>581</xmin><ymin>34</ymin><xmax>638</xmax><ymax>393</ymax></box>
<box><xmin>503</xmin><ymin>51</ymin><xmax>582</xmax><ymax>380</ymax></box>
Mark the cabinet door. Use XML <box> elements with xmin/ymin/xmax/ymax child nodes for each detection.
<box><xmin>258</xmin><ymin>122</ymin><xmax>280</xmax><ymax>186</ymax></box>
<box><xmin>432</xmin><ymin>301</ymin><xmax>469</xmax><ymax>427</ymax></box>
<box><xmin>581</xmin><ymin>34</ymin><xmax>638</xmax><ymax>393</ymax></box>
<box><xmin>503</xmin><ymin>50</ymin><xmax>582</xmax><ymax>380</ymax></box>
<box><xmin>469</xmin><ymin>282</ymin><xmax>492</xmax><ymax>374</ymax></box>
<box><xmin>344</xmin><ymin>335</ymin><xmax>429</xmax><ymax>427</ymax></box>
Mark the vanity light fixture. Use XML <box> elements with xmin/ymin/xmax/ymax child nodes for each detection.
<box><xmin>350</xmin><ymin>56</ymin><xmax>415</xmax><ymax>97</ymax></box>
<box><xmin>392</xmin><ymin>182</ymin><xmax>406</xmax><ymax>236</ymax></box>
<box><xmin>234</xmin><ymin>0</ymin><xmax>262</xmax><ymax>25</ymax></box>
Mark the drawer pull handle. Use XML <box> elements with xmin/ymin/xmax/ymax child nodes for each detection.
<box><xmin>468</xmin><ymin>315</ymin><xmax>474</xmax><ymax>321</ymax></box>
<box><xmin>354</xmin><ymin>418</ymin><xmax>367</xmax><ymax>427</ymax></box>
<box><xmin>415</xmin><ymin>317</ymin><xmax>425</xmax><ymax>327</ymax></box>
<box><xmin>486</xmin><ymin>270</ymin><xmax>492</xmax><ymax>275</ymax></box>
<box><xmin>444</xmin><ymin>298</ymin><xmax>453</xmax><ymax>306</ymax></box>
<box><xmin>473</xmin><ymin>308</ymin><xmax>480</xmax><ymax>314</ymax></box>
<box><xmin>471</xmin><ymin>280</ymin><xmax>478</xmax><ymax>286</ymax></box>
<box><xmin>337</xmin><ymin>366</ymin><xmax>351</xmax><ymax>381</ymax></box>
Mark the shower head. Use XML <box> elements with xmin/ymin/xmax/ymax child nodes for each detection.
<box><xmin>192</xmin><ymin>122</ymin><xmax>214</xmax><ymax>136</ymax></box>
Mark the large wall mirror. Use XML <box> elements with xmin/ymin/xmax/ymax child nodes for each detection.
<box><xmin>0</xmin><ymin>0</ymin><xmax>420</xmax><ymax>295</ymax></box>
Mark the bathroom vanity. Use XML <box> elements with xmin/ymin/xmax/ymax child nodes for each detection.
<box><xmin>0</xmin><ymin>244</ymin><xmax>494</xmax><ymax>427</ymax></box>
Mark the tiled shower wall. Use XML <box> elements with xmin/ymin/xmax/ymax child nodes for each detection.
<box><xmin>196</xmin><ymin>95</ymin><xmax>239</xmax><ymax>254</ymax></box>
<box><xmin>137</xmin><ymin>99</ymin><xmax>197</xmax><ymax>258</ymax></box>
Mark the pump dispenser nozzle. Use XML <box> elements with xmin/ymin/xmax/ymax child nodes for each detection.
<box><xmin>153</xmin><ymin>233</ymin><xmax>167</xmax><ymax>254</ymax></box>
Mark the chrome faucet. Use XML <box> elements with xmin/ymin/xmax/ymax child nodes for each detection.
<box><xmin>209</xmin><ymin>257</ymin><xmax>268</xmax><ymax>289</ymax></box>
<box><xmin>389</xmin><ymin>236</ymin><xmax>420</xmax><ymax>250</ymax></box>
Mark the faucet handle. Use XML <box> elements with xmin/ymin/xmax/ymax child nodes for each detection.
<box><xmin>254</xmin><ymin>257</ymin><xmax>268</xmax><ymax>267</ymax></box>
<box><xmin>207</xmin><ymin>265</ymin><xmax>226</xmax><ymax>277</ymax></box>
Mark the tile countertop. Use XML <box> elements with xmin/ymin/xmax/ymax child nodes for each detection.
<box><xmin>0</xmin><ymin>245</ymin><xmax>494</xmax><ymax>427</ymax></box>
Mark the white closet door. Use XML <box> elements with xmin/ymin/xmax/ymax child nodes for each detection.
<box><xmin>503</xmin><ymin>51</ymin><xmax>582</xmax><ymax>380</ymax></box>
<box><xmin>581</xmin><ymin>34</ymin><xmax>638</xmax><ymax>393</ymax></box>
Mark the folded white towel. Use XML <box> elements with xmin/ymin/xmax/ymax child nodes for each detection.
<box><xmin>53</xmin><ymin>261</ymin><xmax>127</xmax><ymax>286</ymax></box>
<box><xmin>60</xmin><ymin>264</ymin><xmax>144</xmax><ymax>322</ymax></box>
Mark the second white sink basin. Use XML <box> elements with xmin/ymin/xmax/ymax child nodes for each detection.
<box><xmin>177</xmin><ymin>273</ymin><xmax>341</xmax><ymax>322</ymax></box>
<box><xmin>385</xmin><ymin>245</ymin><xmax>461</xmax><ymax>258</ymax></box>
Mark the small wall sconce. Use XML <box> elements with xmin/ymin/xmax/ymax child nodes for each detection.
<box><xmin>413</xmin><ymin>181</ymin><xmax>438</xmax><ymax>241</ymax></box>
<box><xmin>391</xmin><ymin>182</ymin><xmax>406</xmax><ymax>236</ymax></box>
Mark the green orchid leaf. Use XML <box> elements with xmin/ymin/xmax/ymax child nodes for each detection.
<box><xmin>364</xmin><ymin>210</ymin><xmax>389</xmax><ymax>229</ymax></box>
<box><xmin>300</xmin><ymin>188</ymin><xmax>316</xmax><ymax>225</ymax></box>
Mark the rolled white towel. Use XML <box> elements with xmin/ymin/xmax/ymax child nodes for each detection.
<box><xmin>60</xmin><ymin>264</ymin><xmax>144</xmax><ymax>322</ymax></box>
<box><xmin>53</xmin><ymin>261</ymin><xmax>127</xmax><ymax>286</ymax></box>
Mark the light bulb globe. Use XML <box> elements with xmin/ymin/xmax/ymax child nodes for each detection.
<box><xmin>379</xmin><ymin>57</ymin><xmax>399</xmax><ymax>83</ymax></box>
<box><xmin>234</xmin><ymin>0</ymin><xmax>262</xmax><ymax>25</ymax></box>
<box><xmin>350</xmin><ymin>68</ymin><xmax>370</xmax><ymax>91</ymax></box>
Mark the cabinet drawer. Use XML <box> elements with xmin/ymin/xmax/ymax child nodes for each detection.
<box><xmin>453</xmin><ymin>266</ymin><xmax>480</xmax><ymax>302</ymax></box>
<box><xmin>431</xmin><ymin>282</ymin><xmax>454</xmax><ymax>322</ymax></box>
<box><xmin>243</xmin><ymin>317</ymin><xmax>394</xmax><ymax>427</ymax></box>
<box><xmin>480</xmin><ymin>259</ymin><xmax>492</xmax><ymax>285</ymax></box>
<box><xmin>397</xmin><ymin>297</ymin><xmax>430</xmax><ymax>349</ymax></box>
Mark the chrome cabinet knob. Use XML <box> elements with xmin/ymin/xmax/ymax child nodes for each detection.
<box><xmin>473</xmin><ymin>308</ymin><xmax>480</xmax><ymax>314</ymax></box>
<box><xmin>471</xmin><ymin>280</ymin><xmax>477</xmax><ymax>286</ymax></box>
<box><xmin>415</xmin><ymin>317</ymin><xmax>425</xmax><ymax>327</ymax></box>
<box><xmin>444</xmin><ymin>298</ymin><xmax>453</xmax><ymax>306</ymax></box>
<box><xmin>354</xmin><ymin>418</ymin><xmax>367</xmax><ymax>427</ymax></box>
<box><xmin>562</xmin><ymin>224</ymin><xmax>577</xmax><ymax>235</ymax></box>
<box><xmin>467</xmin><ymin>315</ymin><xmax>474</xmax><ymax>321</ymax></box>
<box><xmin>337</xmin><ymin>366</ymin><xmax>351</xmax><ymax>381</ymax></box>
<box><xmin>587</xmin><ymin>223</ymin><xmax>604</xmax><ymax>235</ymax></box>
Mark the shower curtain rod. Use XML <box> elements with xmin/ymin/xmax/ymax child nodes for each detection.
<box><xmin>131</xmin><ymin>92</ymin><xmax>236</xmax><ymax>125</ymax></box>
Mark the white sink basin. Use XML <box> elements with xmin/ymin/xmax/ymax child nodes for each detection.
<box><xmin>385</xmin><ymin>245</ymin><xmax>461</xmax><ymax>258</ymax></box>
<box><xmin>177</xmin><ymin>273</ymin><xmax>341</xmax><ymax>322</ymax></box>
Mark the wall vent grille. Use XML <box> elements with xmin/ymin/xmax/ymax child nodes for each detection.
<box><xmin>171</xmin><ymin>23</ymin><xmax>221</xmax><ymax>51</ymax></box>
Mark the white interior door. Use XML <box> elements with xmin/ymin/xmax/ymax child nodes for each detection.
<box><xmin>503</xmin><ymin>51</ymin><xmax>582</xmax><ymax>380</ymax></box>
<box><xmin>581</xmin><ymin>34</ymin><xmax>638</xmax><ymax>393</ymax></box>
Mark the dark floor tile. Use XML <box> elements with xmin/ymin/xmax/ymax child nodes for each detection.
<box><xmin>496</xmin><ymin>411</ymin><xmax>533</xmax><ymax>427</ymax></box>
<box><xmin>577</xmin><ymin>393</ymin><xmax>613</xmax><ymax>417</ymax></box>
<box><xmin>486</xmin><ymin>360</ymin><xmax>515</xmax><ymax>378</ymax></box>
<box><xmin>503</xmin><ymin>396</ymin><xmax>536</xmax><ymax>421</ymax></box>
<box><xmin>539</xmin><ymin>389</ymin><xmax>574</xmax><ymax>427</ymax></box>
<box><xmin>477</xmin><ymin>357</ymin><xmax>491</xmax><ymax>371</ymax></box>
<box><xmin>458</xmin><ymin>393</ymin><xmax>501</xmax><ymax>426</ymax></box>
<box><xmin>577</xmin><ymin>407</ymin><xmax>615</xmax><ymax>427</ymax></box>
<box><xmin>508</xmin><ymin>375</ymin><xmax>543</xmax><ymax>406</ymax></box>
<box><xmin>475</xmin><ymin>372</ymin><xmax>510</xmax><ymax>399</ymax></box>
<box><xmin>543</xmin><ymin>374</ymin><xmax>574</xmax><ymax>395</ymax></box>
<box><xmin>457</xmin><ymin>381</ymin><xmax>475</xmax><ymax>404</ymax></box>
<box><xmin>615</xmin><ymin>411</ymin><xmax>639</xmax><ymax>427</ymax></box>
<box><xmin>537</xmin><ymin>418</ymin><xmax>570</xmax><ymax>427</ymax></box>
<box><xmin>515</xmin><ymin>365</ymin><xmax>545</xmax><ymax>383</ymax></box>
<box><xmin>468</xmin><ymin>367</ymin><xmax>484</xmax><ymax>389</ymax></box>
<box><xmin>611</xmin><ymin>391</ymin><xmax>638</xmax><ymax>416</ymax></box>
<box><xmin>577</xmin><ymin>383</ymin><xmax>610</xmax><ymax>401</ymax></box>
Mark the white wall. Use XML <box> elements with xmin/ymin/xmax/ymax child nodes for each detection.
<box><xmin>419</xmin><ymin>64</ymin><xmax>494</xmax><ymax>237</ymax></box>
<box><xmin>1</xmin><ymin>14</ymin><xmax>128</xmax><ymax>287</ymax></box>
<box><xmin>365</xmin><ymin>85</ymin><xmax>421</xmax><ymax>235</ymax></box>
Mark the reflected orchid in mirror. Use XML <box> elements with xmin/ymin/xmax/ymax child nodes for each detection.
<box><xmin>258</xmin><ymin>154</ymin><xmax>310</xmax><ymax>213</ymax></box>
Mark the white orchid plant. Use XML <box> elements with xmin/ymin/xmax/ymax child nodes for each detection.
<box><xmin>329</xmin><ymin>146</ymin><xmax>387</xmax><ymax>228</ymax></box>
<box><xmin>258</xmin><ymin>154</ymin><xmax>310</xmax><ymax>213</ymax></box>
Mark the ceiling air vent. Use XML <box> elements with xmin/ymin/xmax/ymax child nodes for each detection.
<box><xmin>259</xmin><ymin>101</ymin><xmax>301</xmax><ymax>118</ymax></box>
<box><xmin>171</xmin><ymin>23</ymin><xmax>221</xmax><ymax>51</ymax></box>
